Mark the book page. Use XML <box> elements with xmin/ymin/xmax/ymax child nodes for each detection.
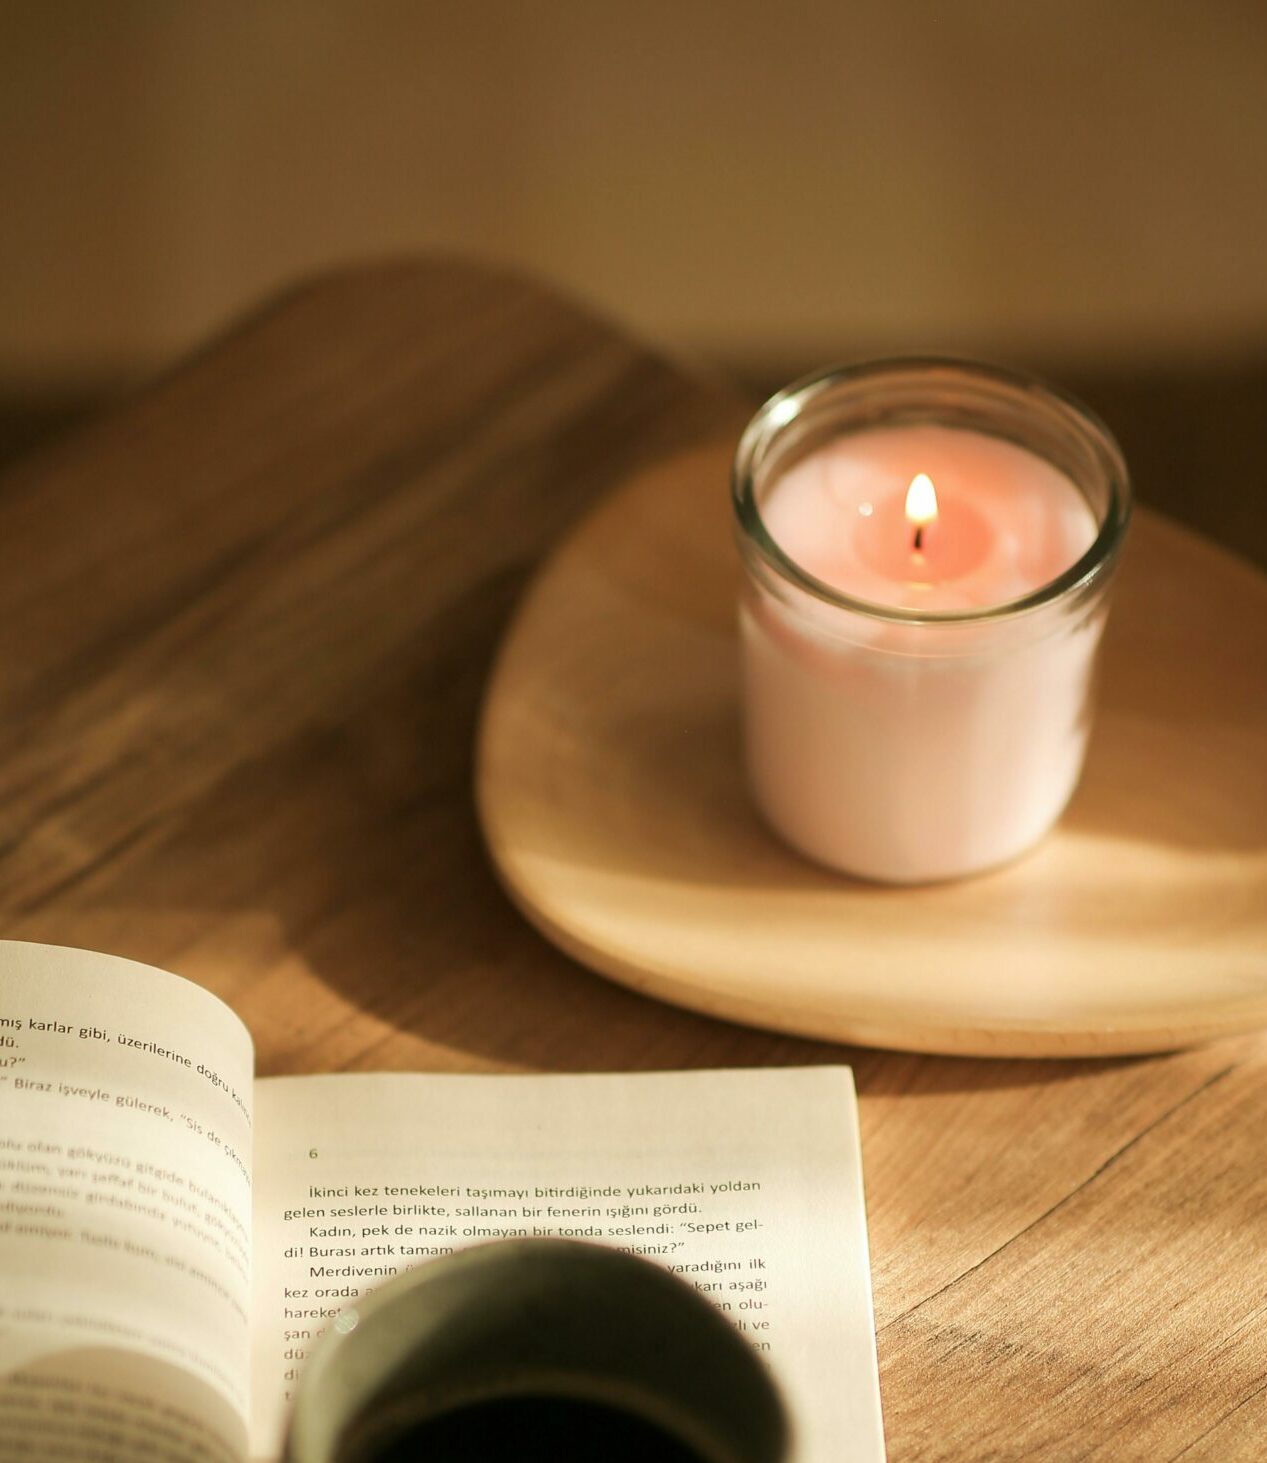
<box><xmin>250</xmin><ymin>1067</ymin><xmax>884</xmax><ymax>1462</ymax></box>
<box><xmin>0</xmin><ymin>942</ymin><xmax>254</xmax><ymax>1462</ymax></box>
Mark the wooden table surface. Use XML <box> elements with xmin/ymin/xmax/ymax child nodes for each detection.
<box><xmin>2</xmin><ymin>258</ymin><xmax>1264</xmax><ymax>1461</ymax></box>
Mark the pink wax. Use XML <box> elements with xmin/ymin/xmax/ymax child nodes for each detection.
<box><xmin>741</xmin><ymin>423</ymin><xmax>1103</xmax><ymax>882</ymax></box>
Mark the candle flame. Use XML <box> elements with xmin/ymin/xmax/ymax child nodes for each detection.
<box><xmin>905</xmin><ymin>472</ymin><xmax>939</xmax><ymax>527</ymax></box>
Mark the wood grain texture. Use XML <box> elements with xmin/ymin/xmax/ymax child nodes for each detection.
<box><xmin>1</xmin><ymin>257</ymin><xmax>1264</xmax><ymax>1459</ymax></box>
<box><xmin>476</xmin><ymin>439</ymin><xmax>1267</xmax><ymax>1056</ymax></box>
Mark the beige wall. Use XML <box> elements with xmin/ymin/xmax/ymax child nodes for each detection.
<box><xmin>3</xmin><ymin>1</ymin><xmax>1266</xmax><ymax>388</ymax></box>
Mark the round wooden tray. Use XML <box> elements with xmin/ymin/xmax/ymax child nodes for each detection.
<box><xmin>476</xmin><ymin>438</ymin><xmax>1267</xmax><ymax>1057</ymax></box>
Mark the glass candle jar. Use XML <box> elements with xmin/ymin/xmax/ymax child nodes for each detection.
<box><xmin>732</xmin><ymin>358</ymin><xmax>1131</xmax><ymax>884</ymax></box>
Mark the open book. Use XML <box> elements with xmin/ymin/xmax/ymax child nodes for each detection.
<box><xmin>0</xmin><ymin>942</ymin><xmax>885</xmax><ymax>1461</ymax></box>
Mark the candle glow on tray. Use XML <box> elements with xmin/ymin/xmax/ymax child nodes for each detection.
<box><xmin>733</xmin><ymin>360</ymin><xmax>1130</xmax><ymax>884</ymax></box>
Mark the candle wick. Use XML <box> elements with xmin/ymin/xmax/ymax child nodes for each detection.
<box><xmin>913</xmin><ymin>525</ymin><xmax>924</xmax><ymax>552</ymax></box>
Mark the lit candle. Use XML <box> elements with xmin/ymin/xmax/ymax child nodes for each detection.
<box><xmin>733</xmin><ymin>360</ymin><xmax>1131</xmax><ymax>883</ymax></box>
<box><xmin>905</xmin><ymin>472</ymin><xmax>937</xmax><ymax>554</ymax></box>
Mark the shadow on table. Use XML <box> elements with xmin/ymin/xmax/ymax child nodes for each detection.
<box><xmin>10</xmin><ymin>343</ymin><xmax>1261</xmax><ymax>1091</ymax></box>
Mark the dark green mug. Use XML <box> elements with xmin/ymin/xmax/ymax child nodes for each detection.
<box><xmin>283</xmin><ymin>1238</ymin><xmax>789</xmax><ymax>1463</ymax></box>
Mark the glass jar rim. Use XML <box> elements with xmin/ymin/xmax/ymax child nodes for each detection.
<box><xmin>732</xmin><ymin>356</ymin><xmax>1132</xmax><ymax>626</ymax></box>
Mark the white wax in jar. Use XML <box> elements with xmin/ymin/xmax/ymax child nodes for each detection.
<box><xmin>741</xmin><ymin>423</ymin><xmax>1102</xmax><ymax>882</ymax></box>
